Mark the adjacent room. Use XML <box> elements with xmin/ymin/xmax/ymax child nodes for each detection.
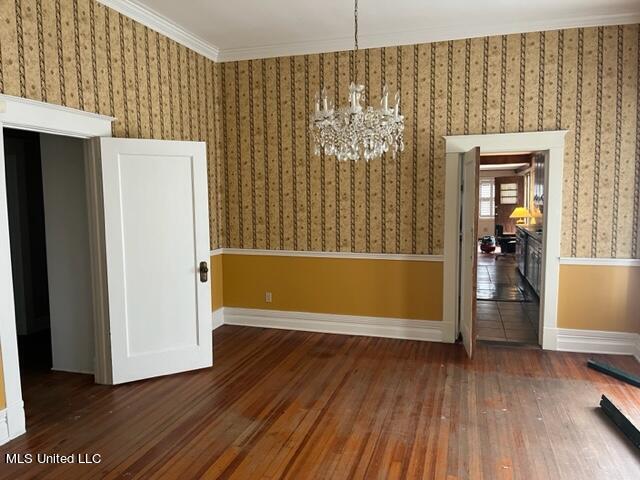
<box><xmin>0</xmin><ymin>1</ymin><xmax>639</xmax><ymax>478</ymax></box>
<box><xmin>476</xmin><ymin>152</ymin><xmax>544</xmax><ymax>345</ymax></box>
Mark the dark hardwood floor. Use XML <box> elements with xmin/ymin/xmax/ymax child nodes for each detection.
<box><xmin>2</xmin><ymin>325</ymin><xmax>640</xmax><ymax>479</ymax></box>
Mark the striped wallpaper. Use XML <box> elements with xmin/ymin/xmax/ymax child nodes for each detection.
<box><xmin>217</xmin><ymin>25</ymin><xmax>640</xmax><ymax>258</ymax></box>
<box><xmin>0</xmin><ymin>2</ymin><xmax>638</xmax><ymax>258</ymax></box>
<box><xmin>0</xmin><ymin>0</ymin><xmax>223</xmax><ymax>248</ymax></box>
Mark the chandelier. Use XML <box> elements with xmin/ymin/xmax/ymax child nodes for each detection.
<box><xmin>310</xmin><ymin>0</ymin><xmax>404</xmax><ymax>162</ymax></box>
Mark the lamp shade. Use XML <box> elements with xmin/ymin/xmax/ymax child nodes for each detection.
<box><xmin>510</xmin><ymin>206</ymin><xmax>531</xmax><ymax>225</ymax></box>
<box><xmin>509</xmin><ymin>207</ymin><xmax>531</xmax><ymax>219</ymax></box>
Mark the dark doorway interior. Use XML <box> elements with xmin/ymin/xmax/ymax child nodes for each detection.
<box><xmin>4</xmin><ymin>128</ymin><xmax>52</xmax><ymax>371</ymax></box>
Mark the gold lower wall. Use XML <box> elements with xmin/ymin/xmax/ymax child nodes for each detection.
<box><xmin>215</xmin><ymin>254</ymin><xmax>443</xmax><ymax>321</ymax></box>
<box><xmin>211</xmin><ymin>254</ymin><xmax>223</xmax><ymax>311</ymax></box>
<box><xmin>557</xmin><ymin>264</ymin><xmax>640</xmax><ymax>333</ymax></box>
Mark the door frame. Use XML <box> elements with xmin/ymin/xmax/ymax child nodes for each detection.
<box><xmin>443</xmin><ymin>131</ymin><xmax>567</xmax><ymax>351</ymax></box>
<box><xmin>0</xmin><ymin>94</ymin><xmax>114</xmax><ymax>444</ymax></box>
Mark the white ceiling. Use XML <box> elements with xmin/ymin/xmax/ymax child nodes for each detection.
<box><xmin>101</xmin><ymin>0</ymin><xmax>640</xmax><ymax>61</ymax></box>
<box><xmin>480</xmin><ymin>163</ymin><xmax>529</xmax><ymax>171</ymax></box>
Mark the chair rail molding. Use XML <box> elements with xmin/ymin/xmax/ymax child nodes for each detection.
<box><xmin>209</xmin><ymin>248</ymin><xmax>444</xmax><ymax>262</ymax></box>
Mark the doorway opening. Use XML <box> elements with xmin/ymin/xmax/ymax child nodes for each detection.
<box><xmin>443</xmin><ymin>131</ymin><xmax>566</xmax><ymax>358</ymax></box>
<box><xmin>3</xmin><ymin>127</ymin><xmax>94</xmax><ymax>425</ymax></box>
<box><xmin>5</xmin><ymin>129</ymin><xmax>53</xmax><ymax>372</ymax></box>
<box><xmin>476</xmin><ymin>152</ymin><xmax>545</xmax><ymax>346</ymax></box>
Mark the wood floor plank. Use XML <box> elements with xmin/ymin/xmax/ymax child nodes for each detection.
<box><xmin>1</xmin><ymin>326</ymin><xmax>640</xmax><ymax>479</ymax></box>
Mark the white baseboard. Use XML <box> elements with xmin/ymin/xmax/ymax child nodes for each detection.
<box><xmin>215</xmin><ymin>307</ymin><xmax>453</xmax><ymax>343</ymax></box>
<box><xmin>0</xmin><ymin>409</ymin><xmax>8</xmax><ymax>445</ymax></box>
<box><xmin>212</xmin><ymin>308</ymin><xmax>224</xmax><ymax>330</ymax></box>
<box><xmin>547</xmin><ymin>327</ymin><xmax>640</xmax><ymax>360</ymax></box>
<box><xmin>0</xmin><ymin>401</ymin><xmax>26</xmax><ymax>446</ymax></box>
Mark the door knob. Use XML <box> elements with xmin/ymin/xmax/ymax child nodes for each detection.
<box><xmin>199</xmin><ymin>261</ymin><xmax>209</xmax><ymax>283</ymax></box>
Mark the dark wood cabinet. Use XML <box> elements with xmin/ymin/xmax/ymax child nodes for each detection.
<box><xmin>516</xmin><ymin>226</ymin><xmax>542</xmax><ymax>296</ymax></box>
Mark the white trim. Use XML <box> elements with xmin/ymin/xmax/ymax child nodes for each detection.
<box><xmin>0</xmin><ymin>94</ymin><xmax>114</xmax><ymax>138</ymax></box>
<box><xmin>209</xmin><ymin>248</ymin><xmax>443</xmax><ymax>262</ymax></box>
<box><xmin>97</xmin><ymin>0</ymin><xmax>219</xmax><ymax>61</ymax></box>
<box><xmin>0</xmin><ymin>409</ymin><xmax>8</xmax><ymax>445</ymax></box>
<box><xmin>559</xmin><ymin>257</ymin><xmax>640</xmax><ymax>267</ymax></box>
<box><xmin>0</xmin><ymin>96</ymin><xmax>114</xmax><ymax>444</ymax></box>
<box><xmin>443</xmin><ymin>152</ymin><xmax>462</xmax><ymax>342</ymax></box>
<box><xmin>212</xmin><ymin>308</ymin><xmax>224</xmax><ymax>330</ymax></box>
<box><xmin>216</xmin><ymin>13</ymin><xmax>640</xmax><ymax>62</ymax></box>
<box><xmin>0</xmin><ymin>401</ymin><xmax>25</xmax><ymax>446</ymax></box>
<box><xmin>444</xmin><ymin>131</ymin><xmax>568</xmax><ymax>352</ymax></box>
<box><xmin>547</xmin><ymin>328</ymin><xmax>640</xmax><ymax>359</ymax></box>
<box><xmin>219</xmin><ymin>307</ymin><xmax>452</xmax><ymax>343</ymax></box>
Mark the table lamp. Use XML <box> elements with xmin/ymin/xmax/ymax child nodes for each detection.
<box><xmin>509</xmin><ymin>206</ymin><xmax>531</xmax><ymax>225</ymax></box>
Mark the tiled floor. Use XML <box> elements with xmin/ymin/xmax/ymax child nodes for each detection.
<box><xmin>476</xmin><ymin>252</ymin><xmax>540</xmax><ymax>344</ymax></box>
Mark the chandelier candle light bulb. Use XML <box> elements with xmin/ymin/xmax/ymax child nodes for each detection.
<box><xmin>310</xmin><ymin>0</ymin><xmax>405</xmax><ymax>162</ymax></box>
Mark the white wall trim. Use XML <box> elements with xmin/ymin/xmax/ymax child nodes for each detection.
<box><xmin>0</xmin><ymin>409</ymin><xmax>8</xmax><ymax>446</ymax></box>
<box><xmin>217</xmin><ymin>307</ymin><xmax>453</xmax><ymax>343</ymax></box>
<box><xmin>0</xmin><ymin>94</ymin><xmax>114</xmax><ymax>138</ymax></box>
<box><xmin>212</xmin><ymin>308</ymin><xmax>224</xmax><ymax>330</ymax></box>
<box><xmin>0</xmin><ymin>96</ymin><xmax>114</xmax><ymax>444</ymax></box>
<box><xmin>547</xmin><ymin>328</ymin><xmax>640</xmax><ymax>361</ymax></box>
<box><xmin>444</xmin><ymin>131</ymin><xmax>568</xmax><ymax>351</ymax></box>
<box><xmin>209</xmin><ymin>247</ymin><xmax>443</xmax><ymax>262</ymax></box>
<box><xmin>97</xmin><ymin>0</ymin><xmax>219</xmax><ymax>61</ymax></box>
<box><xmin>0</xmin><ymin>401</ymin><xmax>25</xmax><ymax>446</ymax></box>
<box><xmin>217</xmin><ymin>13</ymin><xmax>640</xmax><ymax>62</ymax></box>
<box><xmin>559</xmin><ymin>257</ymin><xmax>640</xmax><ymax>267</ymax></box>
<box><xmin>97</xmin><ymin>2</ymin><xmax>640</xmax><ymax>63</ymax></box>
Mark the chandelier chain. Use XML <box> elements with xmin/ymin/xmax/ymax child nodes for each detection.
<box><xmin>353</xmin><ymin>0</ymin><xmax>358</xmax><ymax>83</ymax></box>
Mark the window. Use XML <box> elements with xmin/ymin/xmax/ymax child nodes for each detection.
<box><xmin>479</xmin><ymin>179</ymin><xmax>495</xmax><ymax>218</ymax></box>
<box><xmin>499</xmin><ymin>182</ymin><xmax>518</xmax><ymax>204</ymax></box>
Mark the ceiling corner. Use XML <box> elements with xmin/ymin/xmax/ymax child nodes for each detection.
<box><xmin>97</xmin><ymin>0</ymin><xmax>220</xmax><ymax>62</ymax></box>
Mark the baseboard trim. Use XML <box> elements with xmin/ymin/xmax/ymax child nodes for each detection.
<box><xmin>0</xmin><ymin>409</ymin><xmax>8</xmax><ymax>446</ymax></box>
<box><xmin>215</xmin><ymin>307</ymin><xmax>452</xmax><ymax>343</ymax></box>
<box><xmin>212</xmin><ymin>308</ymin><xmax>224</xmax><ymax>330</ymax></box>
<box><xmin>0</xmin><ymin>401</ymin><xmax>26</xmax><ymax>446</ymax></box>
<box><xmin>547</xmin><ymin>327</ymin><xmax>640</xmax><ymax>360</ymax></box>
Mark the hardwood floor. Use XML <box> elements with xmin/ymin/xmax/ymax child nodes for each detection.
<box><xmin>2</xmin><ymin>325</ymin><xmax>640</xmax><ymax>479</ymax></box>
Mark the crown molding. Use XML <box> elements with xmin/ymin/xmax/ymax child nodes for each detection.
<box><xmin>217</xmin><ymin>12</ymin><xmax>640</xmax><ymax>62</ymax></box>
<box><xmin>97</xmin><ymin>0</ymin><xmax>219</xmax><ymax>61</ymax></box>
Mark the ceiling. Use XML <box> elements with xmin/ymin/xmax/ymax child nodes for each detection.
<box><xmin>479</xmin><ymin>163</ymin><xmax>529</xmax><ymax>171</ymax></box>
<box><xmin>100</xmin><ymin>0</ymin><xmax>640</xmax><ymax>61</ymax></box>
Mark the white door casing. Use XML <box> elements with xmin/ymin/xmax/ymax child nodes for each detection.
<box><xmin>459</xmin><ymin>147</ymin><xmax>480</xmax><ymax>357</ymax></box>
<box><xmin>88</xmin><ymin>137</ymin><xmax>212</xmax><ymax>384</ymax></box>
<box><xmin>444</xmin><ymin>131</ymin><xmax>567</xmax><ymax>351</ymax></box>
<box><xmin>0</xmin><ymin>94</ymin><xmax>114</xmax><ymax>445</ymax></box>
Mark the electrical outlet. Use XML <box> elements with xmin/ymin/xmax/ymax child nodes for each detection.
<box><xmin>265</xmin><ymin>291</ymin><xmax>272</xmax><ymax>303</ymax></box>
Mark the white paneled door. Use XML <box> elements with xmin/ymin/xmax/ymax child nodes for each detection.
<box><xmin>89</xmin><ymin>138</ymin><xmax>211</xmax><ymax>384</ymax></box>
<box><xmin>459</xmin><ymin>147</ymin><xmax>480</xmax><ymax>358</ymax></box>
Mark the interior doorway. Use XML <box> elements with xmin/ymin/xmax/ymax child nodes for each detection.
<box><xmin>443</xmin><ymin>131</ymin><xmax>567</xmax><ymax>358</ymax></box>
<box><xmin>4</xmin><ymin>129</ymin><xmax>53</xmax><ymax>372</ymax></box>
<box><xmin>3</xmin><ymin>127</ymin><xmax>95</xmax><ymax>425</ymax></box>
<box><xmin>476</xmin><ymin>152</ymin><xmax>546</xmax><ymax>345</ymax></box>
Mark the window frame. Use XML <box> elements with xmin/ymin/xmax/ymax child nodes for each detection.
<box><xmin>478</xmin><ymin>178</ymin><xmax>495</xmax><ymax>219</ymax></box>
